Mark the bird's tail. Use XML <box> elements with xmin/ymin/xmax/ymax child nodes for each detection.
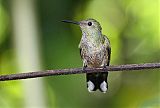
<box><xmin>86</xmin><ymin>72</ymin><xmax>108</xmax><ymax>93</ymax></box>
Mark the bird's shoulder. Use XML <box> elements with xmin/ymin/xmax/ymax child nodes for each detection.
<box><xmin>102</xmin><ymin>35</ymin><xmax>110</xmax><ymax>47</ymax></box>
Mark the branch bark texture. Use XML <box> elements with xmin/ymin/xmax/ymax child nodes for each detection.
<box><xmin>0</xmin><ymin>63</ymin><xmax>160</xmax><ymax>81</ymax></box>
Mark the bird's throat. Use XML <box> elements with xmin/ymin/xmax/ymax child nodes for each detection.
<box><xmin>82</xmin><ymin>31</ymin><xmax>103</xmax><ymax>46</ymax></box>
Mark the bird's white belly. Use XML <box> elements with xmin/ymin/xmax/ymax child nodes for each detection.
<box><xmin>84</xmin><ymin>47</ymin><xmax>105</xmax><ymax>67</ymax></box>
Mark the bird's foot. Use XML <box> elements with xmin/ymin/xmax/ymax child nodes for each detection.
<box><xmin>82</xmin><ymin>65</ymin><xmax>87</xmax><ymax>71</ymax></box>
<box><xmin>103</xmin><ymin>65</ymin><xmax>107</xmax><ymax>69</ymax></box>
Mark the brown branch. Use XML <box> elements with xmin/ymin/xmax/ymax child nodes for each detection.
<box><xmin>0</xmin><ymin>63</ymin><xmax>160</xmax><ymax>81</ymax></box>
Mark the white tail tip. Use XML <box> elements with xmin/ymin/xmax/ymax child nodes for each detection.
<box><xmin>87</xmin><ymin>80</ymin><xmax>95</xmax><ymax>92</ymax></box>
<box><xmin>100</xmin><ymin>81</ymin><xmax>108</xmax><ymax>93</ymax></box>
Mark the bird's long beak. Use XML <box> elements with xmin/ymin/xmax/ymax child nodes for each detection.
<box><xmin>62</xmin><ymin>20</ymin><xmax>79</xmax><ymax>25</ymax></box>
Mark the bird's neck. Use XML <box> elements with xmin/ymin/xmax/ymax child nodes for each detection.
<box><xmin>82</xmin><ymin>30</ymin><xmax>103</xmax><ymax>45</ymax></box>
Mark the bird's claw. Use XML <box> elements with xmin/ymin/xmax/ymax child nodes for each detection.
<box><xmin>103</xmin><ymin>65</ymin><xmax>107</xmax><ymax>69</ymax></box>
<box><xmin>82</xmin><ymin>65</ymin><xmax>87</xmax><ymax>71</ymax></box>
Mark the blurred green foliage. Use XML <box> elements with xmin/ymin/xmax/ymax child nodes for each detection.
<box><xmin>0</xmin><ymin>0</ymin><xmax>159</xmax><ymax>108</ymax></box>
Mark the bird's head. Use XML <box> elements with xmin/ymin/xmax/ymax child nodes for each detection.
<box><xmin>62</xmin><ymin>18</ymin><xmax>102</xmax><ymax>35</ymax></box>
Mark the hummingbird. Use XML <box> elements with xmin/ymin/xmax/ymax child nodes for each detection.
<box><xmin>62</xmin><ymin>18</ymin><xmax>111</xmax><ymax>93</ymax></box>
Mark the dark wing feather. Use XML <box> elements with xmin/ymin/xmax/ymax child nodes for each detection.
<box><xmin>107</xmin><ymin>46</ymin><xmax>111</xmax><ymax>66</ymax></box>
<box><xmin>79</xmin><ymin>48</ymin><xmax>82</xmax><ymax>59</ymax></box>
<box><xmin>103</xmin><ymin>35</ymin><xmax>111</xmax><ymax>66</ymax></box>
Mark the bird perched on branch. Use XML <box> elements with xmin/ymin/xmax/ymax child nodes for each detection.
<box><xmin>62</xmin><ymin>18</ymin><xmax>111</xmax><ymax>93</ymax></box>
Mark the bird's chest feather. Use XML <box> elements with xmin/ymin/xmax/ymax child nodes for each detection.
<box><xmin>81</xmin><ymin>41</ymin><xmax>105</xmax><ymax>67</ymax></box>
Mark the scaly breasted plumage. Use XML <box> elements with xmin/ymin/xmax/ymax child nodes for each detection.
<box><xmin>62</xmin><ymin>18</ymin><xmax>111</xmax><ymax>93</ymax></box>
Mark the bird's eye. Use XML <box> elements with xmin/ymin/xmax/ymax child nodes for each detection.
<box><xmin>88</xmin><ymin>22</ymin><xmax>92</xmax><ymax>26</ymax></box>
